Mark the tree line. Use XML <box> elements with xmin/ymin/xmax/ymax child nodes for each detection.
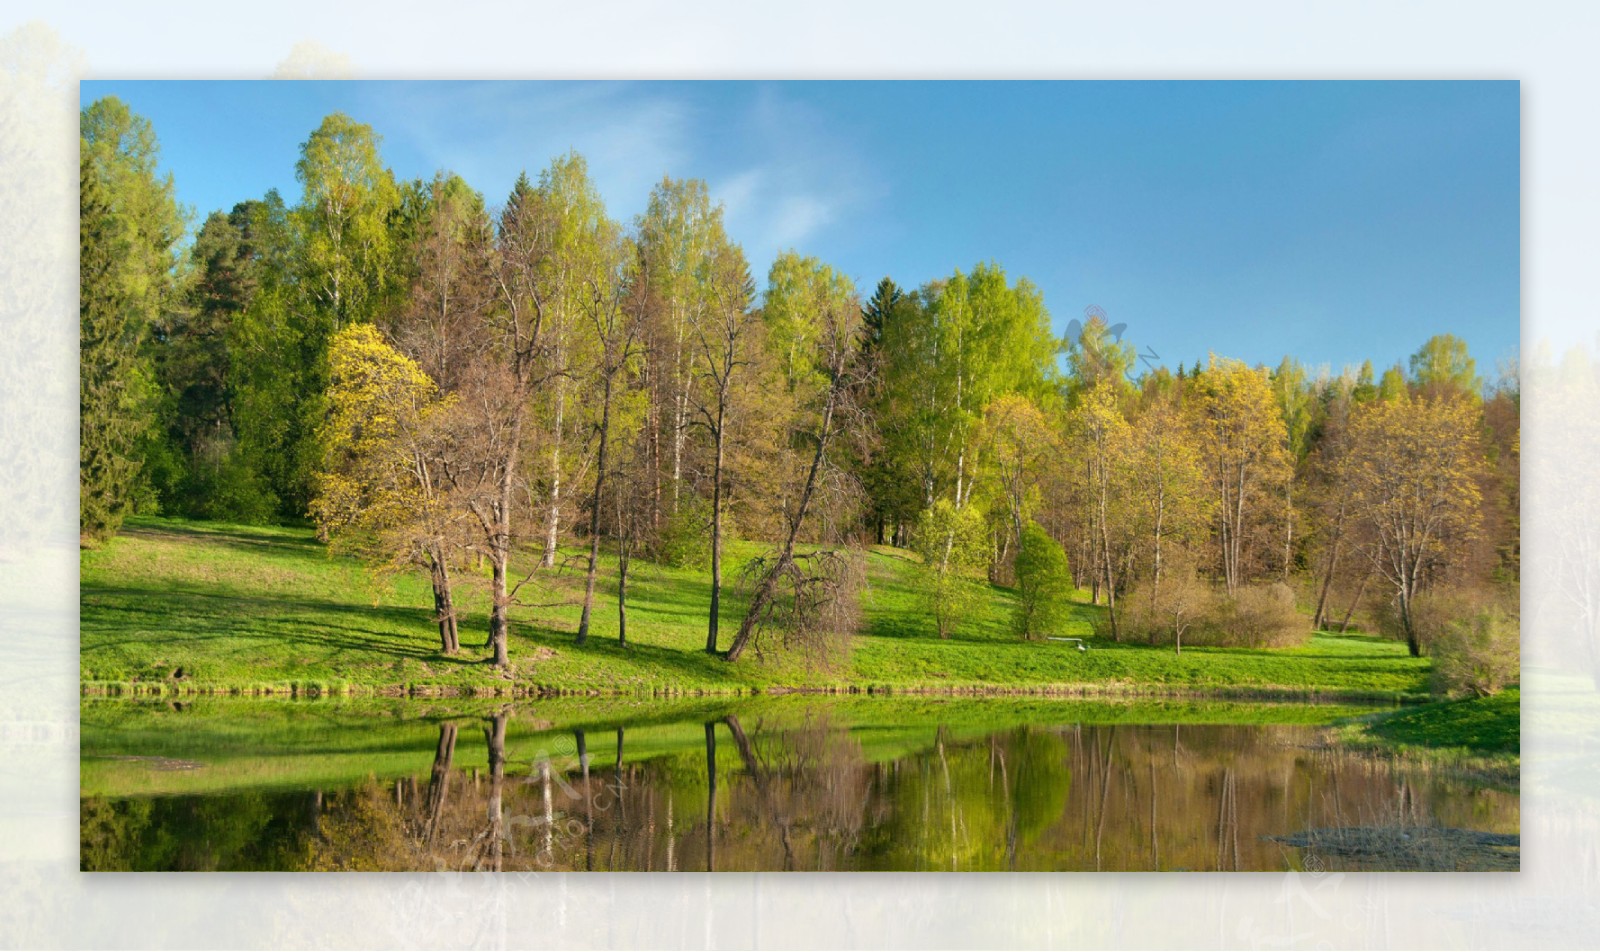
<box><xmin>80</xmin><ymin>98</ymin><xmax>1519</xmax><ymax>669</ymax></box>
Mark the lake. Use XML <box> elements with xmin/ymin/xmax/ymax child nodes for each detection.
<box><xmin>79</xmin><ymin>696</ymin><xmax>1518</xmax><ymax>872</ymax></box>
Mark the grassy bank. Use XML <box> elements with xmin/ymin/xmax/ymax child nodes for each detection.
<box><xmin>81</xmin><ymin>517</ymin><xmax>1432</xmax><ymax>700</ymax></box>
<box><xmin>1331</xmin><ymin>688</ymin><xmax>1520</xmax><ymax>788</ymax></box>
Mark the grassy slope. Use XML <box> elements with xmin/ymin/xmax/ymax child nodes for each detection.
<box><xmin>81</xmin><ymin>517</ymin><xmax>1431</xmax><ymax>699</ymax></box>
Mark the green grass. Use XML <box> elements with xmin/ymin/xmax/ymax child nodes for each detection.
<box><xmin>1328</xmin><ymin>688</ymin><xmax>1521</xmax><ymax>790</ymax></box>
<box><xmin>1345</xmin><ymin>688</ymin><xmax>1521</xmax><ymax>755</ymax></box>
<box><xmin>81</xmin><ymin>516</ymin><xmax>1432</xmax><ymax>699</ymax></box>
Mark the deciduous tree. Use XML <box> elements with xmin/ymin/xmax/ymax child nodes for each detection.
<box><xmin>1189</xmin><ymin>356</ymin><xmax>1292</xmax><ymax>595</ymax></box>
<box><xmin>311</xmin><ymin>324</ymin><xmax>463</xmax><ymax>652</ymax></box>
<box><xmin>1342</xmin><ymin>393</ymin><xmax>1486</xmax><ymax>656</ymax></box>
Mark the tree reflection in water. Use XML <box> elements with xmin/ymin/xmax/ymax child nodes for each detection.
<box><xmin>81</xmin><ymin>712</ymin><xmax>1519</xmax><ymax>872</ymax></box>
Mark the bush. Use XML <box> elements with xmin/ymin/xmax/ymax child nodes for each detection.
<box><xmin>1412</xmin><ymin>587</ymin><xmax>1520</xmax><ymax>698</ymax></box>
<box><xmin>656</xmin><ymin>495</ymin><xmax>731</xmax><ymax>570</ymax></box>
<box><xmin>1012</xmin><ymin>522</ymin><xmax>1073</xmax><ymax>640</ymax></box>
<box><xmin>207</xmin><ymin>453</ymin><xmax>280</xmax><ymax>525</ymax></box>
<box><xmin>1211</xmin><ymin>583</ymin><xmax>1309</xmax><ymax>648</ymax></box>
<box><xmin>1117</xmin><ymin>578</ymin><xmax>1308</xmax><ymax>650</ymax></box>
<box><xmin>1117</xmin><ymin>568</ymin><xmax>1211</xmax><ymax>650</ymax></box>
<box><xmin>913</xmin><ymin>500</ymin><xmax>989</xmax><ymax>639</ymax></box>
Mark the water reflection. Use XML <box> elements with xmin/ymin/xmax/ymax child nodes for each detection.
<box><xmin>80</xmin><ymin>706</ymin><xmax>1518</xmax><ymax>872</ymax></box>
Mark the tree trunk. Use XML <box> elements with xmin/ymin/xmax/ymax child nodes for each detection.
<box><xmin>617</xmin><ymin>538</ymin><xmax>631</xmax><ymax>647</ymax></box>
<box><xmin>430</xmin><ymin>551</ymin><xmax>459</xmax><ymax>654</ymax></box>
<box><xmin>671</xmin><ymin>326</ymin><xmax>688</xmax><ymax>515</ymax></box>
<box><xmin>1312</xmin><ymin>511</ymin><xmax>1343</xmax><ymax>632</ymax></box>
<box><xmin>1283</xmin><ymin>480</ymin><xmax>1294</xmax><ymax>581</ymax></box>
<box><xmin>577</xmin><ymin>377</ymin><xmax>615</xmax><ymax>645</ymax></box>
<box><xmin>480</xmin><ymin>711</ymin><xmax>507</xmax><ymax>872</ymax></box>
<box><xmin>706</xmin><ymin>407</ymin><xmax>726</xmax><ymax>654</ymax></box>
<box><xmin>704</xmin><ymin>721</ymin><xmax>717</xmax><ymax>872</ymax></box>
<box><xmin>483</xmin><ymin>409</ymin><xmax>524</xmax><ymax>666</ymax></box>
<box><xmin>1338</xmin><ymin>569</ymin><xmax>1373</xmax><ymax>633</ymax></box>
<box><xmin>488</xmin><ymin>552</ymin><xmax>510</xmax><ymax>666</ymax></box>
<box><xmin>423</xmin><ymin>722</ymin><xmax>457</xmax><ymax>845</ymax></box>
<box><xmin>1099</xmin><ymin>484</ymin><xmax>1120</xmax><ymax>642</ymax></box>
<box><xmin>1152</xmin><ymin>485</ymin><xmax>1166</xmax><ymax>606</ymax></box>
<box><xmin>725</xmin><ymin>377</ymin><xmax>836</xmax><ymax>663</ymax></box>
<box><xmin>576</xmin><ymin>728</ymin><xmax>594</xmax><ymax>871</ymax></box>
<box><xmin>1399</xmin><ymin>586</ymin><xmax>1422</xmax><ymax>657</ymax></box>
<box><xmin>542</xmin><ymin>368</ymin><xmax>567</xmax><ymax>568</ymax></box>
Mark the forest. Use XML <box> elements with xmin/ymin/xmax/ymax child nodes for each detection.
<box><xmin>79</xmin><ymin>96</ymin><xmax>1521</xmax><ymax>695</ymax></box>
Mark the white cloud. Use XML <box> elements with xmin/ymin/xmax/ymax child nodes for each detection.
<box><xmin>355</xmin><ymin>82</ymin><xmax>881</xmax><ymax>273</ymax></box>
<box><xmin>360</xmin><ymin>81</ymin><xmax>695</xmax><ymax>217</ymax></box>
<box><xmin>709</xmin><ymin>85</ymin><xmax>880</xmax><ymax>273</ymax></box>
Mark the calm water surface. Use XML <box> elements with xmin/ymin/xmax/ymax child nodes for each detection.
<box><xmin>80</xmin><ymin>698</ymin><xmax>1518</xmax><ymax>872</ymax></box>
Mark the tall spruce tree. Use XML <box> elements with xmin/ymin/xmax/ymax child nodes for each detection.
<box><xmin>79</xmin><ymin>96</ymin><xmax>185</xmax><ymax>538</ymax></box>
<box><xmin>79</xmin><ymin>155</ymin><xmax>141</xmax><ymax>542</ymax></box>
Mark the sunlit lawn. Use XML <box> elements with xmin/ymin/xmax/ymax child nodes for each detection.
<box><xmin>80</xmin><ymin>516</ymin><xmax>1430</xmax><ymax>699</ymax></box>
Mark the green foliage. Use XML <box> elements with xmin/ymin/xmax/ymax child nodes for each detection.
<box><xmin>1378</xmin><ymin>363</ymin><xmax>1409</xmax><ymax>402</ymax></box>
<box><xmin>1409</xmin><ymin>333</ymin><xmax>1481</xmax><ymax>400</ymax></box>
<box><xmin>1408</xmin><ymin>588</ymin><xmax>1520</xmax><ymax>698</ymax></box>
<box><xmin>1272</xmin><ymin>356</ymin><xmax>1315</xmax><ymax>461</ymax></box>
<box><xmin>656</xmin><ymin>495</ymin><xmax>728</xmax><ymax>569</ymax></box>
<box><xmin>912</xmin><ymin>500</ymin><xmax>990</xmax><ymax>639</ymax></box>
<box><xmin>762</xmin><ymin>251</ymin><xmax>858</xmax><ymax>395</ymax></box>
<box><xmin>1357</xmin><ymin>688</ymin><xmax>1520</xmax><ymax>754</ymax></box>
<box><xmin>294</xmin><ymin>112</ymin><xmax>400</xmax><ymax>329</ymax></box>
<box><xmin>1012</xmin><ymin>522</ymin><xmax>1072</xmax><ymax>640</ymax></box>
<box><xmin>876</xmin><ymin>263</ymin><xmax>1060</xmax><ymax>514</ymax></box>
<box><xmin>79</xmin><ymin>97</ymin><xmax>187</xmax><ymax>310</ymax></box>
<box><xmin>79</xmin><ymin>96</ymin><xmax>187</xmax><ymax>540</ymax></box>
<box><xmin>226</xmin><ymin>191</ymin><xmax>319</xmax><ymax>520</ymax></box>
<box><xmin>1065</xmin><ymin>313</ymin><xmax>1135</xmax><ymax>396</ymax></box>
<box><xmin>79</xmin><ymin>154</ymin><xmax>143</xmax><ymax>542</ymax></box>
<box><xmin>145</xmin><ymin>205</ymin><xmax>268</xmax><ymax>520</ymax></box>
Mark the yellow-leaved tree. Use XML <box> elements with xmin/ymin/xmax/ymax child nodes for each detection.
<box><xmin>312</xmin><ymin>324</ymin><xmax>464</xmax><ymax>653</ymax></box>
<box><xmin>1341</xmin><ymin>393</ymin><xmax>1485</xmax><ymax>656</ymax></box>
<box><xmin>1188</xmin><ymin>356</ymin><xmax>1292</xmax><ymax>595</ymax></box>
<box><xmin>1065</xmin><ymin>381</ymin><xmax>1133</xmax><ymax>638</ymax></box>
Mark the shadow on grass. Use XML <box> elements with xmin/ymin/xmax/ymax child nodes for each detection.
<box><xmin>123</xmin><ymin>520</ymin><xmax>324</xmax><ymax>560</ymax></box>
<box><xmin>81</xmin><ymin>585</ymin><xmax>484</xmax><ymax>669</ymax></box>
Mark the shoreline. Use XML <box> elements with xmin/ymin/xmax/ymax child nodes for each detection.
<box><xmin>81</xmin><ymin>678</ymin><xmax>1425</xmax><ymax>705</ymax></box>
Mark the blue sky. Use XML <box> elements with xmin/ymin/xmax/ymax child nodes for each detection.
<box><xmin>81</xmin><ymin>80</ymin><xmax>1520</xmax><ymax>378</ymax></box>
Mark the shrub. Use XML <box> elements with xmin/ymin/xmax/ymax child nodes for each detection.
<box><xmin>1117</xmin><ymin>567</ymin><xmax>1211</xmax><ymax>652</ymax></box>
<box><xmin>208</xmin><ymin>452</ymin><xmax>280</xmax><ymax>525</ymax></box>
<box><xmin>656</xmin><ymin>495</ymin><xmax>730</xmax><ymax>569</ymax></box>
<box><xmin>1411</xmin><ymin>587</ymin><xmax>1520</xmax><ymax>697</ymax></box>
<box><xmin>1118</xmin><ymin>579</ymin><xmax>1308</xmax><ymax>650</ymax></box>
<box><xmin>1210</xmin><ymin>583</ymin><xmax>1309</xmax><ymax>648</ymax></box>
<box><xmin>913</xmin><ymin>500</ymin><xmax>989</xmax><ymax>639</ymax></box>
<box><xmin>1012</xmin><ymin>522</ymin><xmax>1073</xmax><ymax>640</ymax></box>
